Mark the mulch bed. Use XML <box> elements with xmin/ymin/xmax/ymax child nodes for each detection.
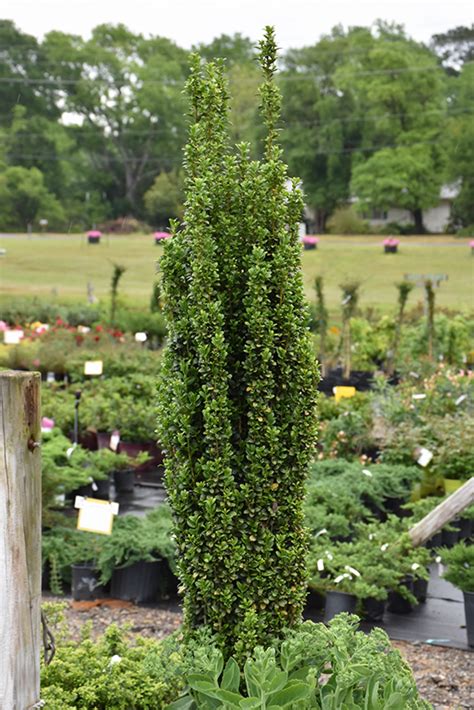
<box><xmin>44</xmin><ymin>596</ymin><xmax>473</xmax><ymax>710</ymax></box>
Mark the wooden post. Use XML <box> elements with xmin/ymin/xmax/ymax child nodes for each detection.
<box><xmin>409</xmin><ymin>477</ymin><xmax>474</xmax><ymax>548</ymax></box>
<box><xmin>0</xmin><ymin>371</ymin><xmax>41</xmax><ymax>710</ymax></box>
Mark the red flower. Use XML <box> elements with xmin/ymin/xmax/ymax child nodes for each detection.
<box><xmin>94</xmin><ymin>335</ymin><xmax>100</xmax><ymax>342</ymax></box>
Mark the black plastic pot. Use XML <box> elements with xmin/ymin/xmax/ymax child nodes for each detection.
<box><xmin>362</xmin><ymin>597</ymin><xmax>385</xmax><ymax>622</ymax></box>
<box><xmin>426</xmin><ymin>531</ymin><xmax>443</xmax><ymax>550</ymax></box>
<box><xmin>458</xmin><ymin>518</ymin><xmax>473</xmax><ymax>540</ymax></box>
<box><xmin>324</xmin><ymin>591</ymin><xmax>357</xmax><ymax>622</ymax></box>
<box><xmin>113</xmin><ymin>468</ymin><xmax>135</xmax><ymax>494</ymax></box>
<box><xmin>306</xmin><ymin>589</ymin><xmax>325</xmax><ymax>611</ymax></box>
<box><xmin>463</xmin><ymin>591</ymin><xmax>474</xmax><ymax>647</ymax></box>
<box><xmin>318</xmin><ymin>368</ymin><xmax>374</xmax><ymax>395</ymax></box>
<box><xmin>387</xmin><ymin>578</ymin><xmax>415</xmax><ymax>614</ymax></box>
<box><xmin>384</xmin><ymin>245</ymin><xmax>398</xmax><ymax>253</ymax></box>
<box><xmin>88</xmin><ymin>235</ymin><xmax>100</xmax><ymax>244</ymax></box>
<box><xmin>384</xmin><ymin>496</ymin><xmax>410</xmax><ymax>518</ymax></box>
<box><xmin>42</xmin><ymin>562</ymin><xmax>50</xmax><ymax>592</ymax></box>
<box><xmin>75</xmin><ymin>476</ymin><xmax>111</xmax><ymax>501</ymax></box>
<box><xmin>441</xmin><ymin>527</ymin><xmax>459</xmax><ymax>548</ymax></box>
<box><xmin>413</xmin><ymin>577</ymin><xmax>429</xmax><ymax>604</ymax></box>
<box><xmin>71</xmin><ymin>563</ymin><xmax>106</xmax><ymax>601</ymax></box>
<box><xmin>110</xmin><ymin>560</ymin><xmax>164</xmax><ymax>603</ymax></box>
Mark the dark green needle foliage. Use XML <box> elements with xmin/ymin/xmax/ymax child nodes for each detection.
<box><xmin>157</xmin><ymin>27</ymin><xmax>319</xmax><ymax>658</ymax></box>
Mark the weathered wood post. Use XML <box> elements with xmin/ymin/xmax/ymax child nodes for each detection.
<box><xmin>0</xmin><ymin>371</ymin><xmax>41</xmax><ymax>710</ymax></box>
<box><xmin>409</xmin><ymin>477</ymin><xmax>474</xmax><ymax>547</ymax></box>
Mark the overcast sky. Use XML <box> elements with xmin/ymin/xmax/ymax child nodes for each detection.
<box><xmin>4</xmin><ymin>0</ymin><xmax>472</xmax><ymax>48</ymax></box>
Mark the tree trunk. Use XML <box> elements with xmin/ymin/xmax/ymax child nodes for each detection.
<box><xmin>412</xmin><ymin>208</ymin><xmax>425</xmax><ymax>234</ymax></box>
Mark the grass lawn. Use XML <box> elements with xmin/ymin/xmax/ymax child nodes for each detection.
<box><xmin>0</xmin><ymin>233</ymin><xmax>472</xmax><ymax>315</ymax></box>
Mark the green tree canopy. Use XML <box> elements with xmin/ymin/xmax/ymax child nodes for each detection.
<box><xmin>350</xmin><ymin>145</ymin><xmax>442</xmax><ymax>231</ymax></box>
<box><xmin>0</xmin><ymin>165</ymin><xmax>65</xmax><ymax>229</ymax></box>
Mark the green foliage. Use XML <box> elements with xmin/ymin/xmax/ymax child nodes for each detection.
<box><xmin>351</xmin><ymin>147</ymin><xmax>443</xmax><ymax>232</ymax></box>
<box><xmin>144</xmin><ymin>170</ymin><xmax>184</xmax><ymax>227</ymax></box>
<box><xmin>110</xmin><ymin>263</ymin><xmax>127</xmax><ymax>327</ymax></box>
<box><xmin>308</xmin><ymin>518</ymin><xmax>430</xmax><ymax>602</ymax></box>
<box><xmin>326</xmin><ymin>206</ymin><xmax>370</xmax><ymax>235</ymax></box>
<box><xmin>42</xmin><ymin>373</ymin><xmax>159</xmax><ymax>442</ymax></box>
<box><xmin>172</xmin><ymin>616</ymin><xmax>429</xmax><ymax>709</ymax></box>
<box><xmin>440</xmin><ymin>541</ymin><xmax>474</xmax><ymax>592</ymax></box>
<box><xmin>0</xmin><ymin>165</ymin><xmax>65</xmax><ymax>229</ymax></box>
<box><xmin>157</xmin><ymin>28</ymin><xmax>319</xmax><ymax>656</ymax></box>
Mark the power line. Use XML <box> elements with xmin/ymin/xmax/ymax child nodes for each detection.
<box><xmin>4</xmin><ymin>138</ymin><xmax>445</xmax><ymax>165</ymax></box>
<box><xmin>0</xmin><ymin>107</ymin><xmax>469</xmax><ymax>139</ymax></box>
<box><xmin>0</xmin><ymin>62</ymin><xmax>464</xmax><ymax>88</ymax></box>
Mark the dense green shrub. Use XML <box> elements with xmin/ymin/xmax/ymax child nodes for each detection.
<box><xmin>157</xmin><ymin>29</ymin><xmax>319</xmax><ymax>656</ymax></box>
<box><xmin>326</xmin><ymin>206</ymin><xmax>370</xmax><ymax>235</ymax></box>
<box><xmin>40</xmin><ymin>614</ymin><xmax>429</xmax><ymax>709</ymax></box>
<box><xmin>42</xmin><ymin>374</ymin><xmax>158</xmax><ymax>442</ymax></box>
<box><xmin>440</xmin><ymin>541</ymin><xmax>474</xmax><ymax>592</ymax></box>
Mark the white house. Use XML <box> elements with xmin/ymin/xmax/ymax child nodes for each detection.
<box><xmin>362</xmin><ymin>183</ymin><xmax>460</xmax><ymax>233</ymax></box>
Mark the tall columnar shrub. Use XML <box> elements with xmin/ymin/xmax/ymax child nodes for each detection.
<box><xmin>314</xmin><ymin>276</ymin><xmax>328</xmax><ymax>376</ymax></box>
<box><xmin>339</xmin><ymin>280</ymin><xmax>360</xmax><ymax>379</ymax></box>
<box><xmin>157</xmin><ymin>27</ymin><xmax>319</xmax><ymax>657</ymax></box>
<box><xmin>424</xmin><ymin>279</ymin><xmax>436</xmax><ymax>360</ymax></box>
<box><xmin>387</xmin><ymin>281</ymin><xmax>413</xmax><ymax>375</ymax></box>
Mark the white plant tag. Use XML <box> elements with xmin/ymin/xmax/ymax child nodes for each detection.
<box><xmin>411</xmin><ymin>563</ymin><xmax>420</xmax><ymax>571</ymax></box>
<box><xmin>409</xmin><ymin>371</ymin><xmax>420</xmax><ymax>378</ymax></box>
<box><xmin>315</xmin><ymin>528</ymin><xmax>327</xmax><ymax>538</ymax></box>
<box><xmin>455</xmin><ymin>394</ymin><xmax>467</xmax><ymax>406</ymax></box>
<box><xmin>417</xmin><ymin>448</ymin><xmax>433</xmax><ymax>467</ymax></box>
<box><xmin>134</xmin><ymin>331</ymin><xmax>147</xmax><ymax>342</ymax></box>
<box><xmin>325</xmin><ymin>551</ymin><xmax>334</xmax><ymax>561</ymax></box>
<box><xmin>380</xmin><ymin>543</ymin><xmax>389</xmax><ymax>552</ymax></box>
<box><xmin>109</xmin><ymin>430</ymin><xmax>120</xmax><ymax>452</ymax></box>
<box><xmin>317</xmin><ymin>559</ymin><xmax>325</xmax><ymax>572</ymax></box>
<box><xmin>84</xmin><ymin>360</ymin><xmax>103</xmax><ymax>376</ymax></box>
<box><xmin>412</xmin><ymin>393</ymin><xmax>426</xmax><ymax>400</ymax></box>
<box><xmin>345</xmin><ymin>565</ymin><xmax>361</xmax><ymax>577</ymax></box>
<box><xmin>92</xmin><ymin>481</ymin><xmax>98</xmax><ymax>492</ymax></box>
<box><xmin>66</xmin><ymin>443</ymin><xmax>77</xmax><ymax>459</ymax></box>
<box><xmin>75</xmin><ymin>496</ymin><xmax>119</xmax><ymax>535</ymax></box>
<box><xmin>362</xmin><ymin>469</ymin><xmax>373</xmax><ymax>477</ymax></box>
<box><xmin>46</xmin><ymin>372</ymin><xmax>55</xmax><ymax>383</ymax></box>
<box><xmin>3</xmin><ymin>329</ymin><xmax>24</xmax><ymax>344</ymax></box>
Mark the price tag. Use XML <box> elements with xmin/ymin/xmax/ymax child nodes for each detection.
<box><xmin>84</xmin><ymin>360</ymin><xmax>103</xmax><ymax>376</ymax></box>
<box><xmin>75</xmin><ymin>496</ymin><xmax>119</xmax><ymax>535</ymax></box>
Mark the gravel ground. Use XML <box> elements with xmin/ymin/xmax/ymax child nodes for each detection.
<box><xmin>44</xmin><ymin>597</ymin><xmax>473</xmax><ymax>709</ymax></box>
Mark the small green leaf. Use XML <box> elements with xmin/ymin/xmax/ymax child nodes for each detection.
<box><xmin>222</xmin><ymin>657</ymin><xmax>241</xmax><ymax>692</ymax></box>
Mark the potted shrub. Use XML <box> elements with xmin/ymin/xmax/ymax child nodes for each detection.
<box><xmin>97</xmin><ymin>507</ymin><xmax>176</xmax><ymax>602</ymax></box>
<box><xmin>87</xmin><ymin>230</ymin><xmax>102</xmax><ymax>244</ymax></box>
<box><xmin>154</xmin><ymin>231</ymin><xmax>171</xmax><ymax>244</ymax></box>
<box><xmin>301</xmin><ymin>235</ymin><xmax>319</xmax><ymax>250</ymax></box>
<box><xmin>383</xmin><ymin>237</ymin><xmax>399</xmax><ymax>253</ymax></box>
<box><xmin>440</xmin><ymin>541</ymin><xmax>474</xmax><ymax>647</ymax></box>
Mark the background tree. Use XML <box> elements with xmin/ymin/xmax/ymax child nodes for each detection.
<box><xmin>0</xmin><ymin>165</ymin><xmax>64</xmax><ymax>230</ymax></box>
<box><xmin>431</xmin><ymin>25</ymin><xmax>474</xmax><ymax>73</ymax></box>
<box><xmin>144</xmin><ymin>170</ymin><xmax>184</xmax><ymax>227</ymax></box>
<box><xmin>350</xmin><ymin>145</ymin><xmax>443</xmax><ymax>232</ymax></box>
<box><xmin>157</xmin><ymin>28</ymin><xmax>319</xmax><ymax>657</ymax></box>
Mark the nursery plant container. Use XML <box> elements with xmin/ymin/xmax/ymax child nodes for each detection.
<box><xmin>301</xmin><ymin>236</ymin><xmax>319</xmax><ymax>250</ymax></box>
<box><xmin>387</xmin><ymin>579</ymin><xmax>415</xmax><ymax>614</ymax></box>
<box><xmin>385</xmin><ymin>496</ymin><xmax>410</xmax><ymax>518</ymax></box>
<box><xmin>110</xmin><ymin>560</ymin><xmax>164</xmax><ymax>603</ymax></box>
<box><xmin>463</xmin><ymin>591</ymin><xmax>474</xmax><ymax>647</ymax></box>
<box><xmin>441</xmin><ymin>527</ymin><xmax>459</xmax><ymax>548</ymax></box>
<box><xmin>87</xmin><ymin>230</ymin><xmax>102</xmax><ymax>244</ymax></box>
<box><xmin>318</xmin><ymin>367</ymin><xmax>373</xmax><ymax>395</ymax></box>
<box><xmin>306</xmin><ymin>588</ymin><xmax>325</xmax><ymax>611</ymax></box>
<box><xmin>323</xmin><ymin>590</ymin><xmax>357</xmax><ymax>622</ymax></box>
<box><xmin>413</xmin><ymin>577</ymin><xmax>429</xmax><ymax>603</ymax></box>
<box><xmin>426</xmin><ymin>531</ymin><xmax>443</xmax><ymax>549</ymax></box>
<box><xmin>443</xmin><ymin>478</ymin><xmax>463</xmax><ymax>495</ymax></box>
<box><xmin>458</xmin><ymin>517</ymin><xmax>473</xmax><ymax>540</ymax></box>
<box><xmin>361</xmin><ymin>597</ymin><xmax>385</xmax><ymax>622</ymax></box>
<box><xmin>383</xmin><ymin>239</ymin><xmax>399</xmax><ymax>253</ymax></box>
<box><xmin>71</xmin><ymin>563</ymin><xmax>106</xmax><ymax>601</ymax></box>
<box><xmin>113</xmin><ymin>468</ymin><xmax>135</xmax><ymax>494</ymax></box>
<box><xmin>75</xmin><ymin>476</ymin><xmax>111</xmax><ymax>501</ymax></box>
